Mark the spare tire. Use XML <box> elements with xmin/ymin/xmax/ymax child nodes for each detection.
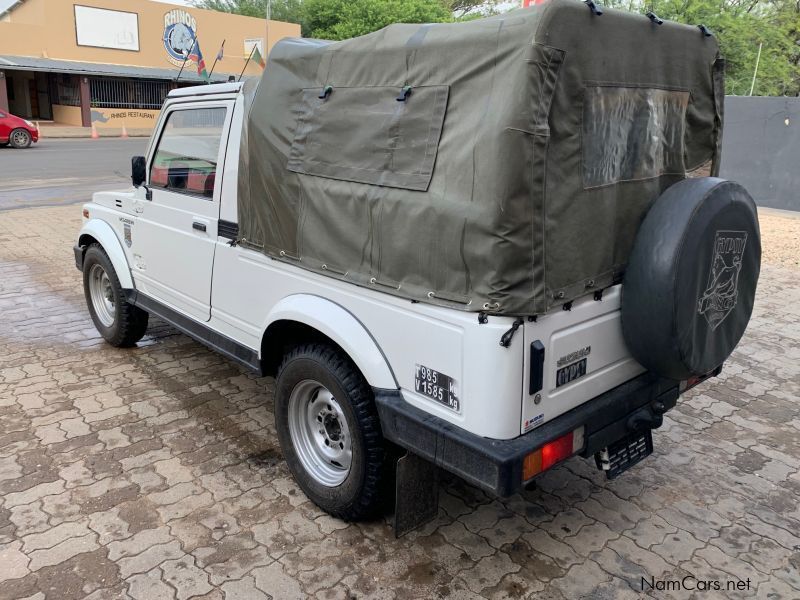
<box><xmin>621</xmin><ymin>177</ymin><xmax>761</xmax><ymax>381</ymax></box>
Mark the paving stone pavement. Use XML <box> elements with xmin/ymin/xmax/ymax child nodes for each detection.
<box><xmin>0</xmin><ymin>205</ymin><xmax>799</xmax><ymax>600</ymax></box>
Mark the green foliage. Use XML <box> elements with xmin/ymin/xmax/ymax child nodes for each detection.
<box><xmin>302</xmin><ymin>0</ymin><xmax>452</xmax><ymax>39</ymax></box>
<box><xmin>444</xmin><ymin>0</ymin><xmax>501</xmax><ymax>18</ymax></box>
<box><xmin>604</xmin><ymin>0</ymin><xmax>800</xmax><ymax>95</ymax></box>
<box><xmin>194</xmin><ymin>0</ymin><xmax>304</xmax><ymax>25</ymax></box>
<box><xmin>195</xmin><ymin>0</ymin><xmax>455</xmax><ymax>38</ymax></box>
<box><xmin>196</xmin><ymin>0</ymin><xmax>800</xmax><ymax>94</ymax></box>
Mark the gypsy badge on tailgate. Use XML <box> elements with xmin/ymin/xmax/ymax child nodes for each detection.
<box><xmin>555</xmin><ymin>346</ymin><xmax>591</xmax><ymax>388</ymax></box>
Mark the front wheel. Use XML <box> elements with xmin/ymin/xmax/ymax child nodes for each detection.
<box><xmin>82</xmin><ymin>244</ymin><xmax>148</xmax><ymax>347</ymax></box>
<box><xmin>274</xmin><ymin>344</ymin><xmax>388</xmax><ymax>520</ymax></box>
<box><xmin>9</xmin><ymin>128</ymin><xmax>31</xmax><ymax>149</ymax></box>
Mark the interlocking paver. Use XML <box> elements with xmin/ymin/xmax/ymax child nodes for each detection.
<box><xmin>126</xmin><ymin>568</ymin><xmax>175</xmax><ymax>600</ymax></box>
<box><xmin>0</xmin><ymin>542</ymin><xmax>30</xmax><ymax>583</ymax></box>
<box><xmin>0</xmin><ymin>204</ymin><xmax>798</xmax><ymax>599</ymax></box>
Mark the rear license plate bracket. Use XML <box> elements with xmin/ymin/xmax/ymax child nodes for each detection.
<box><xmin>595</xmin><ymin>429</ymin><xmax>653</xmax><ymax>479</ymax></box>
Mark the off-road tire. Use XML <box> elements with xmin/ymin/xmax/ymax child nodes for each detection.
<box><xmin>9</xmin><ymin>128</ymin><xmax>31</xmax><ymax>149</ymax></box>
<box><xmin>82</xmin><ymin>244</ymin><xmax>149</xmax><ymax>347</ymax></box>
<box><xmin>274</xmin><ymin>343</ymin><xmax>387</xmax><ymax>521</ymax></box>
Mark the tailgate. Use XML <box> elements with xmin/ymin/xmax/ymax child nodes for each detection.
<box><xmin>521</xmin><ymin>285</ymin><xmax>645</xmax><ymax>435</ymax></box>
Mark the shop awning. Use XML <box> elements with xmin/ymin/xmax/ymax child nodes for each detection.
<box><xmin>0</xmin><ymin>55</ymin><xmax>230</xmax><ymax>83</ymax></box>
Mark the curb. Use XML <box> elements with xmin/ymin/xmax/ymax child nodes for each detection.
<box><xmin>37</xmin><ymin>128</ymin><xmax>153</xmax><ymax>139</ymax></box>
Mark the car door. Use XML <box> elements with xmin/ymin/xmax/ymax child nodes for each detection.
<box><xmin>130</xmin><ymin>101</ymin><xmax>232</xmax><ymax>322</ymax></box>
<box><xmin>0</xmin><ymin>112</ymin><xmax>10</xmax><ymax>143</ymax></box>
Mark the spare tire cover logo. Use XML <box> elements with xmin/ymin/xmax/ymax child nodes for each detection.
<box><xmin>697</xmin><ymin>230</ymin><xmax>748</xmax><ymax>330</ymax></box>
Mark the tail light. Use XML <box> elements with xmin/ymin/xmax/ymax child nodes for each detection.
<box><xmin>679</xmin><ymin>366</ymin><xmax>721</xmax><ymax>392</ymax></box>
<box><xmin>523</xmin><ymin>426</ymin><xmax>585</xmax><ymax>482</ymax></box>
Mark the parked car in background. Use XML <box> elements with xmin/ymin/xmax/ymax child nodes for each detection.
<box><xmin>0</xmin><ymin>111</ymin><xmax>39</xmax><ymax>148</ymax></box>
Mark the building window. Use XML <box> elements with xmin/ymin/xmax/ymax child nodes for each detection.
<box><xmin>89</xmin><ymin>77</ymin><xmax>171</xmax><ymax>110</ymax></box>
<box><xmin>49</xmin><ymin>74</ymin><xmax>80</xmax><ymax>106</ymax></box>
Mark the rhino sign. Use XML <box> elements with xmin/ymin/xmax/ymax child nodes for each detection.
<box><xmin>697</xmin><ymin>230</ymin><xmax>748</xmax><ymax>330</ymax></box>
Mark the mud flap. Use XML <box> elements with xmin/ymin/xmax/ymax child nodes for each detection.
<box><xmin>393</xmin><ymin>451</ymin><xmax>440</xmax><ymax>537</ymax></box>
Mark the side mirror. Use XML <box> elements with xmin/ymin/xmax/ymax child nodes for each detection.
<box><xmin>131</xmin><ymin>156</ymin><xmax>147</xmax><ymax>187</ymax></box>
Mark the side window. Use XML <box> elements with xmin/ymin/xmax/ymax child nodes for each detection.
<box><xmin>150</xmin><ymin>107</ymin><xmax>227</xmax><ymax>199</ymax></box>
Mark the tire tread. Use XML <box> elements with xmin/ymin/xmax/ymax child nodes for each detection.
<box><xmin>276</xmin><ymin>343</ymin><xmax>386</xmax><ymax>521</ymax></box>
<box><xmin>83</xmin><ymin>244</ymin><xmax>148</xmax><ymax>347</ymax></box>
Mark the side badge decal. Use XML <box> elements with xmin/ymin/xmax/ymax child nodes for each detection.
<box><xmin>120</xmin><ymin>217</ymin><xmax>134</xmax><ymax>248</ymax></box>
<box><xmin>123</xmin><ymin>223</ymin><xmax>132</xmax><ymax>248</ymax></box>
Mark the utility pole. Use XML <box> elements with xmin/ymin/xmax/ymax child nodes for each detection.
<box><xmin>748</xmin><ymin>42</ymin><xmax>762</xmax><ymax>96</ymax></box>
<box><xmin>265</xmin><ymin>0</ymin><xmax>271</xmax><ymax>63</ymax></box>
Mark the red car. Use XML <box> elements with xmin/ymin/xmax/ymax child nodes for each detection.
<box><xmin>0</xmin><ymin>110</ymin><xmax>39</xmax><ymax>148</ymax></box>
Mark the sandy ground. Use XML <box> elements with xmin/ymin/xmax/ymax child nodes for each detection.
<box><xmin>759</xmin><ymin>208</ymin><xmax>800</xmax><ymax>270</ymax></box>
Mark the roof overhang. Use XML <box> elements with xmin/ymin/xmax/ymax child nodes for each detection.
<box><xmin>0</xmin><ymin>0</ymin><xmax>26</xmax><ymax>20</ymax></box>
<box><xmin>0</xmin><ymin>55</ymin><xmax>229</xmax><ymax>83</ymax></box>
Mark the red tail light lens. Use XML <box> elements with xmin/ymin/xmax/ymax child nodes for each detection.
<box><xmin>522</xmin><ymin>426</ymin><xmax>584</xmax><ymax>482</ymax></box>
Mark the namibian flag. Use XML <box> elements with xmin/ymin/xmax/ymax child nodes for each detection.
<box><xmin>188</xmin><ymin>40</ymin><xmax>210</xmax><ymax>82</ymax></box>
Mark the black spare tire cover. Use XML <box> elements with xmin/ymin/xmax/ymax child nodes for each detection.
<box><xmin>621</xmin><ymin>177</ymin><xmax>761</xmax><ymax>381</ymax></box>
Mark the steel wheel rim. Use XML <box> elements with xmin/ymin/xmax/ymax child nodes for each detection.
<box><xmin>287</xmin><ymin>379</ymin><xmax>352</xmax><ymax>487</ymax></box>
<box><xmin>12</xmin><ymin>130</ymin><xmax>29</xmax><ymax>146</ymax></box>
<box><xmin>88</xmin><ymin>263</ymin><xmax>115</xmax><ymax>327</ymax></box>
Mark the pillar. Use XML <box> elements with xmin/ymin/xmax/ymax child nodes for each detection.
<box><xmin>79</xmin><ymin>76</ymin><xmax>91</xmax><ymax>127</ymax></box>
<box><xmin>0</xmin><ymin>72</ymin><xmax>8</xmax><ymax>113</ymax></box>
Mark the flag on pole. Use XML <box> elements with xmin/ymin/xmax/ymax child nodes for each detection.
<box><xmin>216</xmin><ymin>41</ymin><xmax>225</xmax><ymax>62</ymax></box>
<box><xmin>188</xmin><ymin>39</ymin><xmax>210</xmax><ymax>82</ymax></box>
<box><xmin>251</xmin><ymin>44</ymin><xmax>266</xmax><ymax>68</ymax></box>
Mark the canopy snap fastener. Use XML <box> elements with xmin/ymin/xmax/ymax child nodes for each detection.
<box><xmin>698</xmin><ymin>24</ymin><xmax>712</xmax><ymax>37</ymax></box>
<box><xmin>646</xmin><ymin>11</ymin><xmax>663</xmax><ymax>25</ymax></box>
<box><xmin>318</xmin><ymin>85</ymin><xmax>333</xmax><ymax>100</ymax></box>
<box><xmin>584</xmin><ymin>0</ymin><xmax>603</xmax><ymax>16</ymax></box>
<box><xmin>396</xmin><ymin>86</ymin><xmax>412</xmax><ymax>102</ymax></box>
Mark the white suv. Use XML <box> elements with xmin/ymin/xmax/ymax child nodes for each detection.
<box><xmin>75</xmin><ymin>5</ymin><xmax>760</xmax><ymax>533</ymax></box>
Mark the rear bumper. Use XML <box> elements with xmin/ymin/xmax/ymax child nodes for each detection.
<box><xmin>374</xmin><ymin>372</ymin><xmax>679</xmax><ymax>497</ymax></box>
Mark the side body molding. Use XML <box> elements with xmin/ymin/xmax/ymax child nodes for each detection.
<box><xmin>77</xmin><ymin>218</ymin><xmax>133</xmax><ymax>289</ymax></box>
<box><xmin>264</xmin><ymin>295</ymin><xmax>398</xmax><ymax>390</ymax></box>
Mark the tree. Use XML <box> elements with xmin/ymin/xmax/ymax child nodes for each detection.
<box><xmin>302</xmin><ymin>0</ymin><xmax>452</xmax><ymax>39</ymax></box>
<box><xmin>604</xmin><ymin>0</ymin><xmax>800</xmax><ymax>95</ymax></box>
<box><xmin>196</xmin><ymin>0</ymin><xmax>800</xmax><ymax>94</ymax></box>
<box><xmin>195</xmin><ymin>0</ymin><xmax>492</xmax><ymax>38</ymax></box>
<box><xmin>444</xmin><ymin>0</ymin><xmax>501</xmax><ymax>19</ymax></box>
<box><xmin>194</xmin><ymin>0</ymin><xmax>304</xmax><ymax>26</ymax></box>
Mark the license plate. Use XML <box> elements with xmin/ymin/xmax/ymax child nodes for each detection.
<box><xmin>596</xmin><ymin>429</ymin><xmax>653</xmax><ymax>479</ymax></box>
<box><xmin>414</xmin><ymin>364</ymin><xmax>460</xmax><ymax>412</ymax></box>
<box><xmin>556</xmin><ymin>357</ymin><xmax>587</xmax><ymax>387</ymax></box>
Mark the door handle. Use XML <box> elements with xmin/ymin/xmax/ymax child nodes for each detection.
<box><xmin>192</xmin><ymin>221</ymin><xmax>207</xmax><ymax>232</ymax></box>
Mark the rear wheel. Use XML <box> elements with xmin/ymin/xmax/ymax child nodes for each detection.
<box><xmin>9</xmin><ymin>128</ymin><xmax>31</xmax><ymax>149</ymax></box>
<box><xmin>274</xmin><ymin>344</ymin><xmax>387</xmax><ymax>520</ymax></box>
<box><xmin>82</xmin><ymin>244</ymin><xmax>149</xmax><ymax>347</ymax></box>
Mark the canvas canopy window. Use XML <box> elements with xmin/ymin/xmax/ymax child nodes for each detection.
<box><xmin>238</xmin><ymin>0</ymin><xmax>723</xmax><ymax>315</ymax></box>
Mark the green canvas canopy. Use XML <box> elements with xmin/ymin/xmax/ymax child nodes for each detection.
<box><xmin>238</xmin><ymin>0</ymin><xmax>723</xmax><ymax>315</ymax></box>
